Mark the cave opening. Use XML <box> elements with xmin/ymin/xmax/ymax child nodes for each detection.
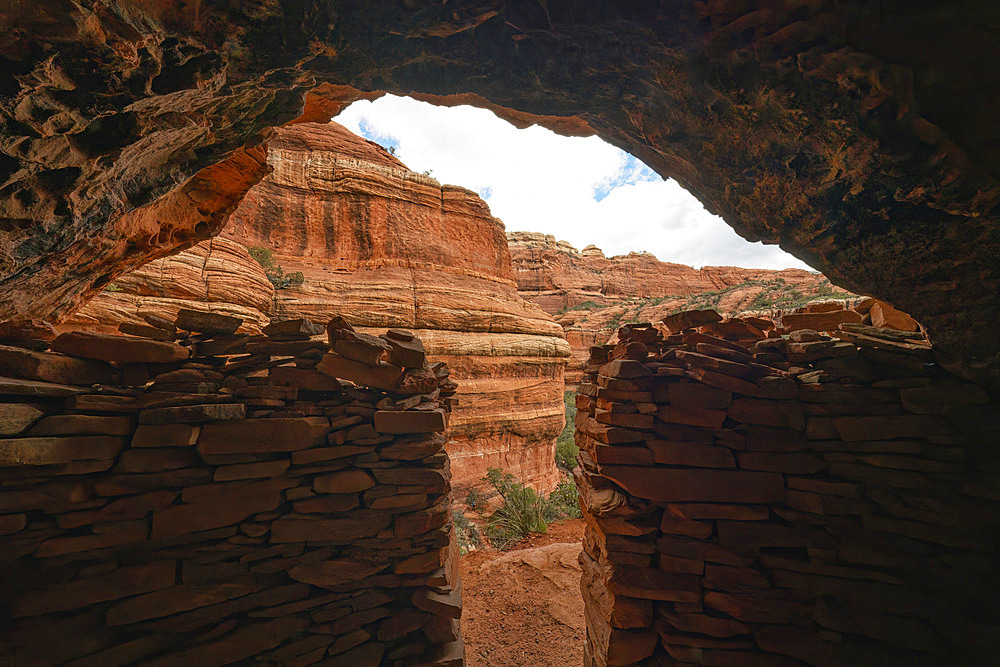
<box><xmin>3</xmin><ymin>2</ymin><xmax>1000</xmax><ymax>664</ymax></box>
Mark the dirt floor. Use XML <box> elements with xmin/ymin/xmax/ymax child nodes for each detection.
<box><xmin>459</xmin><ymin>518</ymin><xmax>586</xmax><ymax>666</ymax></box>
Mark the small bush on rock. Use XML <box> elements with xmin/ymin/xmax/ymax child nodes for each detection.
<box><xmin>555</xmin><ymin>391</ymin><xmax>579</xmax><ymax>471</ymax></box>
<box><xmin>548</xmin><ymin>478</ymin><xmax>582</xmax><ymax>519</ymax></box>
<box><xmin>248</xmin><ymin>246</ymin><xmax>305</xmax><ymax>289</ymax></box>
<box><xmin>483</xmin><ymin>468</ymin><xmax>549</xmax><ymax>550</ymax></box>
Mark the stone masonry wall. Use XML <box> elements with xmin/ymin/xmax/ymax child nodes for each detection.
<box><xmin>0</xmin><ymin>313</ymin><xmax>463</xmax><ymax>665</ymax></box>
<box><xmin>575</xmin><ymin>320</ymin><xmax>1000</xmax><ymax>665</ymax></box>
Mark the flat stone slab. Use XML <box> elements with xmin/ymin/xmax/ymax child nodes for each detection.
<box><xmin>0</xmin><ymin>435</ymin><xmax>125</xmax><ymax>466</ymax></box>
<box><xmin>0</xmin><ymin>376</ymin><xmax>86</xmax><ymax>397</ymax></box>
<box><xmin>374</xmin><ymin>409</ymin><xmax>446</xmax><ymax>434</ymax></box>
<box><xmin>0</xmin><ymin>344</ymin><xmax>116</xmax><ymax>385</ymax></box>
<box><xmin>139</xmin><ymin>403</ymin><xmax>245</xmax><ymax>424</ymax></box>
<box><xmin>174</xmin><ymin>309</ymin><xmax>243</xmax><ymax>335</ymax></box>
<box><xmin>198</xmin><ymin>417</ymin><xmax>330</xmax><ymax>454</ymax></box>
<box><xmin>50</xmin><ymin>332</ymin><xmax>190</xmax><ymax>364</ymax></box>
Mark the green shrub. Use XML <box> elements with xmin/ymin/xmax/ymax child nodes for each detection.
<box><xmin>555</xmin><ymin>391</ymin><xmax>579</xmax><ymax>471</ymax></box>
<box><xmin>452</xmin><ymin>510</ymin><xmax>481</xmax><ymax>555</ymax></box>
<box><xmin>482</xmin><ymin>468</ymin><xmax>549</xmax><ymax>550</ymax></box>
<box><xmin>248</xmin><ymin>246</ymin><xmax>305</xmax><ymax>290</ymax></box>
<box><xmin>548</xmin><ymin>478</ymin><xmax>582</xmax><ymax>519</ymax></box>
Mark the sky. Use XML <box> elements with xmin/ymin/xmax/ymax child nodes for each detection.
<box><xmin>334</xmin><ymin>95</ymin><xmax>812</xmax><ymax>271</ymax></box>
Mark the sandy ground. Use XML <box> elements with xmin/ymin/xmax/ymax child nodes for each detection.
<box><xmin>459</xmin><ymin>518</ymin><xmax>586</xmax><ymax>666</ymax></box>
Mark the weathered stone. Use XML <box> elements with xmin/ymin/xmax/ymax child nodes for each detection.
<box><xmin>174</xmin><ymin>309</ymin><xmax>243</xmax><ymax>335</ymax></box>
<box><xmin>728</xmin><ymin>398</ymin><xmax>805</xmax><ymax>430</ymax></box>
<box><xmin>600</xmin><ymin>466</ymin><xmax>785</xmax><ymax>503</ymax></box>
<box><xmin>119</xmin><ymin>322</ymin><xmax>176</xmax><ymax>341</ymax></box>
<box><xmin>0</xmin><ymin>403</ymin><xmax>44</xmax><ymax>435</ymax></box>
<box><xmin>0</xmin><ymin>376</ymin><xmax>86</xmax><ymax>397</ymax></box>
<box><xmin>116</xmin><ymin>448</ymin><xmax>197</xmax><ymax>473</ymax></box>
<box><xmin>270</xmin><ymin>512</ymin><xmax>392</xmax><ymax>542</ymax></box>
<box><xmin>151</xmin><ymin>480</ymin><xmax>286</xmax><ymax>539</ymax></box>
<box><xmin>663</xmin><ymin>310</ymin><xmax>723</xmax><ymax>333</ymax></box>
<box><xmin>0</xmin><ymin>345</ymin><xmax>116</xmax><ymax>385</ymax></box>
<box><xmin>131</xmin><ymin>423</ymin><xmax>200</xmax><ymax>447</ymax></box>
<box><xmin>214</xmin><ymin>459</ymin><xmax>290</xmax><ymax>481</ymax></box>
<box><xmin>50</xmin><ymin>332</ymin><xmax>190</xmax><ymax>364</ymax></box>
<box><xmin>263</xmin><ymin>318</ymin><xmax>324</xmax><ymax>338</ymax></box>
<box><xmin>317</xmin><ymin>354</ymin><xmax>404</xmax><ymax>391</ymax></box>
<box><xmin>833</xmin><ymin>415</ymin><xmax>949</xmax><ymax>441</ymax></box>
<box><xmin>269</xmin><ymin>366</ymin><xmax>342</xmax><ymax>391</ymax></box>
<box><xmin>27</xmin><ymin>414</ymin><xmax>132</xmax><ymax>436</ymax></box>
<box><xmin>197</xmin><ymin>417</ymin><xmax>329</xmax><ymax>454</ymax></box>
<box><xmin>648</xmin><ymin>440</ymin><xmax>735</xmax><ymax>468</ymax></box>
<box><xmin>412</xmin><ymin>587</ymin><xmax>462</xmax><ymax>619</ymax></box>
<box><xmin>14</xmin><ymin>560</ymin><xmax>175</xmax><ymax>617</ymax></box>
<box><xmin>781</xmin><ymin>310</ymin><xmax>862</xmax><ymax>332</ymax></box>
<box><xmin>870</xmin><ymin>301</ymin><xmax>919</xmax><ymax>332</ymax></box>
<box><xmin>658</xmin><ymin>404</ymin><xmax>727</xmax><ymax>429</ymax></box>
<box><xmin>384</xmin><ymin>335</ymin><xmax>427</xmax><ymax>368</ymax></box>
<box><xmin>139</xmin><ymin>403</ymin><xmax>245</xmax><ymax>424</ymax></box>
<box><xmin>373</xmin><ymin>409</ymin><xmax>446</xmax><ymax>434</ymax></box>
<box><xmin>314</xmin><ymin>469</ymin><xmax>376</xmax><ymax>493</ymax></box>
<box><xmin>0</xmin><ymin>435</ymin><xmax>124</xmax><ymax>465</ymax></box>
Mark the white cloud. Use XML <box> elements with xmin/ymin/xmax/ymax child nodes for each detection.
<box><xmin>334</xmin><ymin>95</ymin><xmax>812</xmax><ymax>271</ymax></box>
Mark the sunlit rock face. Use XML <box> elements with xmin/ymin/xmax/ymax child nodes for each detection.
<box><xmin>224</xmin><ymin>122</ymin><xmax>569</xmax><ymax>492</ymax></box>
<box><xmin>66</xmin><ymin>236</ymin><xmax>274</xmax><ymax>334</ymax></box>
<box><xmin>1</xmin><ymin>1</ymin><xmax>999</xmax><ymax>384</ymax></box>
<box><xmin>508</xmin><ymin>231</ymin><xmax>853</xmax><ymax>383</ymax></box>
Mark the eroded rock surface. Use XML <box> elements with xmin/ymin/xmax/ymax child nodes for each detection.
<box><xmin>2</xmin><ymin>1</ymin><xmax>998</xmax><ymax>385</ymax></box>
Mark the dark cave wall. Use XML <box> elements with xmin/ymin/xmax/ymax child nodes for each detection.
<box><xmin>1</xmin><ymin>1</ymin><xmax>998</xmax><ymax>381</ymax></box>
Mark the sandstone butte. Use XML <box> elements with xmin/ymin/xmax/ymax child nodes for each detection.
<box><xmin>71</xmin><ymin>122</ymin><xmax>570</xmax><ymax>494</ymax></box>
<box><xmin>507</xmin><ymin>231</ymin><xmax>855</xmax><ymax>383</ymax></box>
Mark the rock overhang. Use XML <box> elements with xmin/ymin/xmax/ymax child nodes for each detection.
<box><xmin>1</xmin><ymin>0</ymin><xmax>998</xmax><ymax>384</ymax></box>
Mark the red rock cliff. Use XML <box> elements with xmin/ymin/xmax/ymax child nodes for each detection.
<box><xmin>226</xmin><ymin>123</ymin><xmax>569</xmax><ymax>492</ymax></box>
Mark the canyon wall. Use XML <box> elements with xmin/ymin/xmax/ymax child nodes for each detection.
<box><xmin>573</xmin><ymin>320</ymin><xmax>999</xmax><ymax>665</ymax></box>
<box><xmin>508</xmin><ymin>231</ymin><xmax>854</xmax><ymax>384</ymax></box>
<box><xmin>225</xmin><ymin>122</ymin><xmax>569</xmax><ymax>493</ymax></box>
<box><xmin>75</xmin><ymin>122</ymin><xmax>569</xmax><ymax>493</ymax></box>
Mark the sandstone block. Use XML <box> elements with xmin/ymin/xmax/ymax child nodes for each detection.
<box><xmin>663</xmin><ymin>382</ymin><xmax>732</xmax><ymax>409</ymax></box>
<box><xmin>269</xmin><ymin>365</ymin><xmax>341</xmax><ymax>391</ymax></box>
<box><xmin>658</xmin><ymin>404</ymin><xmax>727</xmax><ymax>429</ymax></box>
<box><xmin>50</xmin><ymin>331</ymin><xmax>190</xmax><ymax>364</ymax></box>
<box><xmin>0</xmin><ymin>435</ymin><xmax>124</xmax><ymax>465</ymax></box>
<box><xmin>385</xmin><ymin>335</ymin><xmax>426</xmax><ymax>368</ymax></box>
<box><xmin>106</xmin><ymin>580</ymin><xmax>255</xmax><ymax>625</ymax></box>
<box><xmin>151</xmin><ymin>482</ymin><xmax>284</xmax><ymax>539</ymax></box>
<box><xmin>600</xmin><ymin>466</ymin><xmax>785</xmax><ymax>503</ymax></box>
<box><xmin>781</xmin><ymin>310</ymin><xmax>862</xmax><ymax>332</ymax></box>
<box><xmin>0</xmin><ymin>402</ymin><xmax>44</xmax><ymax>435</ymax></box>
<box><xmin>138</xmin><ymin>403</ymin><xmax>245</xmax><ymax>424</ymax></box>
<box><xmin>869</xmin><ymin>301</ymin><xmax>919</xmax><ymax>331</ymax></box>
<box><xmin>198</xmin><ymin>417</ymin><xmax>330</xmax><ymax>454</ymax></box>
<box><xmin>116</xmin><ymin>447</ymin><xmax>197</xmax><ymax>473</ymax></box>
<box><xmin>0</xmin><ymin>344</ymin><xmax>116</xmax><ymax>385</ymax></box>
<box><xmin>131</xmin><ymin>423</ymin><xmax>200</xmax><ymax>447</ymax></box>
<box><xmin>374</xmin><ymin>409</ymin><xmax>446</xmax><ymax>433</ymax></box>
<box><xmin>728</xmin><ymin>397</ymin><xmax>805</xmax><ymax>430</ymax></box>
<box><xmin>263</xmin><ymin>318</ymin><xmax>325</xmax><ymax>338</ymax></box>
<box><xmin>663</xmin><ymin>309</ymin><xmax>722</xmax><ymax>332</ymax></box>
<box><xmin>119</xmin><ymin>322</ymin><xmax>175</xmax><ymax>341</ymax></box>
<box><xmin>600</xmin><ymin>358</ymin><xmax>652</xmax><ymax>379</ymax></box>
<box><xmin>174</xmin><ymin>308</ymin><xmax>243</xmax><ymax>335</ymax></box>
<box><xmin>270</xmin><ymin>512</ymin><xmax>392</xmax><ymax>542</ymax></box>
<box><xmin>14</xmin><ymin>560</ymin><xmax>175</xmax><ymax>617</ymax></box>
<box><xmin>648</xmin><ymin>439</ymin><xmax>735</xmax><ymax>468</ymax></box>
<box><xmin>214</xmin><ymin>459</ymin><xmax>290</xmax><ymax>481</ymax></box>
<box><xmin>27</xmin><ymin>414</ymin><xmax>132</xmax><ymax>436</ymax></box>
<box><xmin>317</xmin><ymin>353</ymin><xmax>403</xmax><ymax>390</ymax></box>
<box><xmin>412</xmin><ymin>587</ymin><xmax>462</xmax><ymax>619</ymax></box>
<box><xmin>314</xmin><ymin>469</ymin><xmax>376</xmax><ymax>493</ymax></box>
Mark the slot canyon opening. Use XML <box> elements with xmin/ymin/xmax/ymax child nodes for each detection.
<box><xmin>3</xmin><ymin>3</ymin><xmax>1000</xmax><ymax>665</ymax></box>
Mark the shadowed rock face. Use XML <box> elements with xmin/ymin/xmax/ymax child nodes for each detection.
<box><xmin>1</xmin><ymin>1</ymin><xmax>999</xmax><ymax>381</ymax></box>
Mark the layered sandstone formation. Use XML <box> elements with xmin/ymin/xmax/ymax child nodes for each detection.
<box><xmin>508</xmin><ymin>231</ymin><xmax>854</xmax><ymax>383</ymax></box>
<box><xmin>76</xmin><ymin>121</ymin><xmax>562</xmax><ymax>495</ymax></box>
<box><xmin>67</xmin><ymin>237</ymin><xmax>274</xmax><ymax>334</ymax></box>
<box><xmin>218</xmin><ymin>122</ymin><xmax>568</xmax><ymax>493</ymax></box>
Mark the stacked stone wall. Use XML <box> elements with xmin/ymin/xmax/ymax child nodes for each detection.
<box><xmin>0</xmin><ymin>315</ymin><xmax>463</xmax><ymax>665</ymax></box>
<box><xmin>575</xmin><ymin>322</ymin><xmax>1000</xmax><ymax>666</ymax></box>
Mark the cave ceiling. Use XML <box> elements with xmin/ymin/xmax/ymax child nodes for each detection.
<box><xmin>1</xmin><ymin>0</ymin><xmax>998</xmax><ymax>379</ymax></box>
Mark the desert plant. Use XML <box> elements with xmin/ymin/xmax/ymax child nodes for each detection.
<box><xmin>482</xmin><ymin>468</ymin><xmax>549</xmax><ymax>550</ymax></box>
<box><xmin>555</xmin><ymin>391</ymin><xmax>579</xmax><ymax>471</ymax></box>
<box><xmin>547</xmin><ymin>478</ymin><xmax>582</xmax><ymax>519</ymax></box>
<box><xmin>248</xmin><ymin>246</ymin><xmax>305</xmax><ymax>290</ymax></box>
